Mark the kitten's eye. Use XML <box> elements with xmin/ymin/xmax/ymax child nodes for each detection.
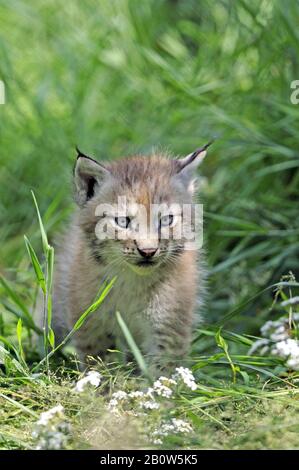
<box><xmin>160</xmin><ymin>214</ymin><xmax>174</xmax><ymax>227</ymax></box>
<box><xmin>115</xmin><ymin>216</ymin><xmax>131</xmax><ymax>228</ymax></box>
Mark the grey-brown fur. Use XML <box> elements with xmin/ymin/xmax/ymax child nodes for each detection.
<box><xmin>51</xmin><ymin>147</ymin><xmax>209</xmax><ymax>372</ymax></box>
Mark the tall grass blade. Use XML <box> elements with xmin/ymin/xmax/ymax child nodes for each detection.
<box><xmin>31</xmin><ymin>190</ymin><xmax>49</xmax><ymax>255</ymax></box>
<box><xmin>215</xmin><ymin>328</ymin><xmax>238</xmax><ymax>383</ymax></box>
<box><xmin>73</xmin><ymin>276</ymin><xmax>117</xmax><ymax>330</ymax></box>
<box><xmin>24</xmin><ymin>235</ymin><xmax>46</xmax><ymax>294</ymax></box>
<box><xmin>116</xmin><ymin>311</ymin><xmax>151</xmax><ymax>380</ymax></box>
<box><xmin>0</xmin><ymin>275</ymin><xmax>36</xmax><ymax>330</ymax></box>
<box><xmin>16</xmin><ymin>318</ymin><xmax>25</xmax><ymax>363</ymax></box>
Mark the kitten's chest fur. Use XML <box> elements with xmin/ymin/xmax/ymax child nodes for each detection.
<box><xmin>53</xmin><ymin>222</ymin><xmax>199</xmax><ymax>362</ymax></box>
<box><xmin>54</xmin><ymin>228</ymin><xmax>171</xmax><ymax>348</ymax></box>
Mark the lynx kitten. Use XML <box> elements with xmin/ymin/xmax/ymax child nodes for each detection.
<box><xmin>52</xmin><ymin>143</ymin><xmax>211</xmax><ymax>371</ymax></box>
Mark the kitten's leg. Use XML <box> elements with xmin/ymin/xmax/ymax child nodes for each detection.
<box><xmin>74</xmin><ymin>331</ymin><xmax>116</xmax><ymax>367</ymax></box>
<box><xmin>146</xmin><ymin>310</ymin><xmax>193</xmax><ymax>376</ymax></box>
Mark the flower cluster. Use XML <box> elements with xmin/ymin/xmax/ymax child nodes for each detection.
<box><xmin>107</xmin><ymin>388</ymin><xmax>159</xmax><ymax>415</ymax></box>
<box><xmin>152</xmin><ymin>418</ymin><xmax>193</xmax><ymax>445</ymax></box>
<box><xmin>73</xmin><ymin>370</ymin><xmax>102</xmax><ymax>393</ymax></box>
<box><xmin>173</xmin><ymin>366</ymin><xmax>197</xmax><ymax>391</ymax></box>
<box><xmin>107</xmin><ymin>367</ymin><xmax>197</xmax><ymax>414</ymax></box>
<box><xmin>32</xmin><ymin>405</ymin><xmax>71</xmax><ymax>450</ymax></box>
<box><xmin>106</xmin><ymin>367</ymin><xmax>197</xmax><ymax>444</ymax></box>
<box><xmin>272</xmin><ymin>338</ymin><xmax>299</xmax><ymax>370</ymax></box>
<box><xmin>249</xmin><ymin>312</ymin><xmax>299</xmax><ymax>370</ymax></box>
<box><xmin>152</xmin><ymin>376</ymin><xmax>176</xmax><ymax>398</ymax></box>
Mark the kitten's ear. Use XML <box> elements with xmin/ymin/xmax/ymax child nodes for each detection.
<box><xmin>74</xmin><ymin>148</ymin><xmax>110</xmax><ymax>206</ymax></box>
<box><xmin>175</xmin><ymin>141</ymin><xmax>213</xmax><ymax>193</ymax></box>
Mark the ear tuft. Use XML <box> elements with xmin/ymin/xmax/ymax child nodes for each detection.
<box><xmin>176</xmin><ymin>140</ymin><xmax>213</xmax><ymax>173</ymax></box>
<box><xmin>174</xmin><ymin>140</ymin><xmax>213</xmax><ymax>194</ymax></box>
<box><xmin>74</xmin><ymin>149</ymin><xmax>110</xmax><ymax>206</ymax></box>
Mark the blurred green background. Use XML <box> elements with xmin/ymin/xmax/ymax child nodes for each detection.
<box><xmin>0</xmin><ymin>0</ymin><xmax>299</xmax><ymax>332</ymax></box>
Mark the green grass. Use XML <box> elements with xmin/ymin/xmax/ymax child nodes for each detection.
<box><xmin>1</xmin><ymin>0</ymin><xmax>299</xmax><ymax>450</ymax></box>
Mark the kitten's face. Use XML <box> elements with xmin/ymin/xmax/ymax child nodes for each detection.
<box><xmin>75</xmin><ymin>146</ymin><xmax>210</xmax><ymax>275</ymax></box>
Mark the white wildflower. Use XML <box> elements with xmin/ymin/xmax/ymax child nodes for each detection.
<box><xmin>73</xmin><ymin>370</ymin><xmax>102</xmax><ymax>393</ymax></box>
<box><xmin>152</xmin><ymin>417</ymin><xmax>193</xmax><ymax>441</ymax></box>
<box><xmin>107</xmin><ymin>398</ymin><xmax>118</xmax><ymax>409</ymax></box>
<box><xmin>146</xmin><ymin>387</ymin><xmax>155</xmax><ymax>399</ymax></box>
<box><xmin>172</xmin><ymin>418</ymin><xmax>193</xmax><ymax>433</ymax></box>
<box><xmin>272</xmin><ymin>338</ymin><xmax>299</xmax><ymax>370</ymax></box>
<box><xmin>111</xmin><ymin>390</ymin><xmax>128</xmax><ymax>400</ymax></box>
<box><xmin>248</xmin><ymin>338</ymin><xmax>270</xmax><ymax>355</ymax></box>
<box><xmin>270</xmin><ymin>324</ymin><xmax>289</xmax><ymax>341</ymax></box>
<box><xmin>37</xmin><ymin>404</ymin><xmax>64</xmax><ymax>426</ymax></box>
<box><xmin>107</xmin><ymin>390</ymin><xmax>129</xmax><ymax>413</ymax></box>
<box><xmin>33</xmin><ymin>405</ymin><xmax>71</xmax><ymax>450</ymax></box>
<box><xmin>250</xmin><ymin>314</ymin><xmax>299</xmax><ymax>370</ymax></box>
<box><xmin>287</xmin><ymin>356</ymin><xmax>299</xmax><ymax>370</ymax></box>
<box><xmin>106</xmin><ymin>371</ymin><xmax>195</xmax><ymax>419</ymax></box>
<box><xmin>106</xmin><ymin>400</ymin><xmax>122</xmax><ymax>415</ymax></box>
<box><xmin>140</xmin><ymin>400</ymin><xmax>160</xmax><ymax>410</ymax></box>
<box><xmin>129</xmin><ymin>391</ymin><xmax>144</xmax><ymax>399</ymax></box>
<box><xmin>281</xmin><ymin>297</ymin><xmax>299</xmax><ymax>306</ymax></box>
<box><xmin>261</xmin><ymin>320</ymin><xmax>281</xmax><ymax>338</ymax></box>
<box><xmin>172</xmin><ymin>367</ymin><xmax>197</xmax><ymax>391</ymax></box>
<box><xmin>260</xmin><ymin>315</ymin><xmax>299</xmax><ymax>342</ymax></box>
<box><xmin>273</xmin><ymin>338</ymin><xmax>298</xmax><ymax>357</ymax></box>
<box><xmin>153</xmin><ymin>378</ymin><xmax>173</xmax><ymax>398</ymax></box>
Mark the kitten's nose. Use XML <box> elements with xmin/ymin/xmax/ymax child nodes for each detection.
<box><xmin>137</xmin><ymin>247</ymin><xmax>157</xmax><ymax>258</ymax></box>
